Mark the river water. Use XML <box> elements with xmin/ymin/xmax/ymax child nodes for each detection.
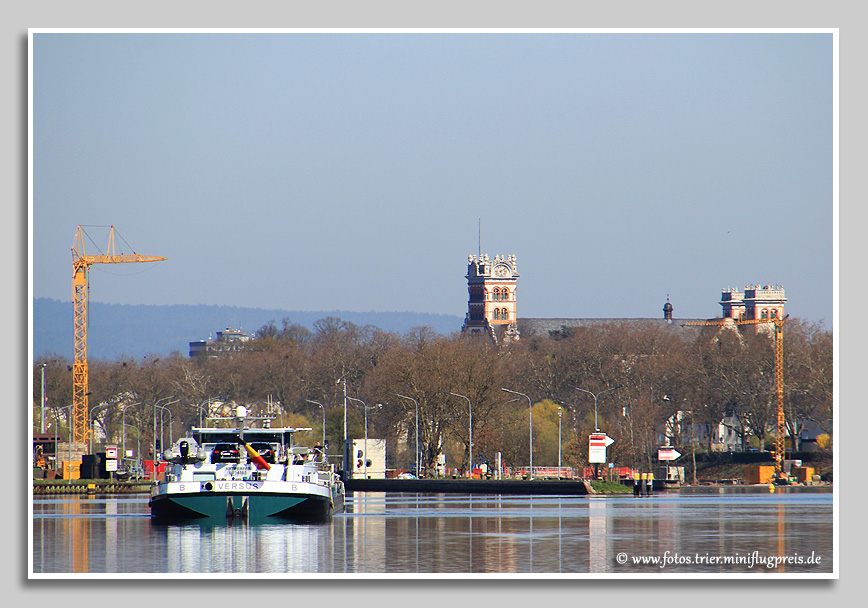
<box><xmin>30</xmin><ymin>486</ymin><xmax>834</xmax><ymax>576</ymax></box>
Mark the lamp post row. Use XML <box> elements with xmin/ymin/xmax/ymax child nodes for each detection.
<box><xmin>60</xmin><ymin>386</ymin><xmax>621</xmax><ymax>480</ymax></box>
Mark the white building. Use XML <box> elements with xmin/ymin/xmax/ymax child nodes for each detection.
<box><xmin>189</xmin><ymin>327</ymin><xmax>249</xmax><ymax>358</ymax></box>
<box><xmin>349</xmin><ymin>438</ymin><xmax>386</xmax><ymax>479</ymax></box>
<box><xmin>720</xmin><ymin>285</ymin><xmax>787</xmax><ymax>329</ymax></box>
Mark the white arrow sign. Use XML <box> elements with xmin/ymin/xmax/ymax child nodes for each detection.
<box><xmin>589</xmin><ymin>433</ymin><xmax>615</xmax><ymax>463</ymax></box>
<box><xmin>657</xmin><ymin>447</ymin><xmax>682</xmax><ymax>461</ymax></box>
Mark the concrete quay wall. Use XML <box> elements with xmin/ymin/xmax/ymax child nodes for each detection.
<box><xmin>344</xmin><ymin>478</ymin><xmax>594</xmax><ymax>495</ymax></box>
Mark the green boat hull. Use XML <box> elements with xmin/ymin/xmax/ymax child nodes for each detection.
<box><xmin>150</xmin><ymin>490</ymin><xmax>340</xmax><ymax>522</ymax></box>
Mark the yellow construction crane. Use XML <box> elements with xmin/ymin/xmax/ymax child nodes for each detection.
<box><xmin>683</xmin><ymin>315</ymin><xmax>788</xmax><ymax>478</ymax></box>
<box><xmin>71</xmin><ymin>225</ymin><xmax>166</xmax><ymax>444</ymax></box>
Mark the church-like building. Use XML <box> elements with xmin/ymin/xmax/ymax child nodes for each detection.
<box><xmin>460</xmin><ymin>253</ymin><xmax>521</xmax><ymax>344</ymax></box>
<box><xmin>459</xmin><ymin>251</ymin><xmax>787</xmax><ymax>342</ymax></box>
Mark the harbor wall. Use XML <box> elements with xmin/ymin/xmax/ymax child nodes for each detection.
<box><xmin>344</xmin><ymin>478</ymin><xmax>593</xmax><ymax>495</ymax></box>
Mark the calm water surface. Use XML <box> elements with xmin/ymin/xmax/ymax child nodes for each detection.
<box><xmin>31</xmin><ymin>486</ymin><xmax>834</xmax><ymax>575</ymax></box>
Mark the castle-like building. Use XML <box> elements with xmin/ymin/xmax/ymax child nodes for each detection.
<box><xmin>720</xmin><ymin>285</ymin><xmax>787</xmax><ymax>322</ymax></box>
<box><xmin>459</xmin><ymin>252</ymin><xmax>787</xmax><ymax>342</ymax></box>
<box><xmin>460</xmin><ymin>253</ymin><xmax>520</xmax><ymax>343</ymax></box>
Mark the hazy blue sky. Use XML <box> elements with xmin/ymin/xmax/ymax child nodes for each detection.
<box><xmin>31</xmin><ymin>31</ymin><xmax>834</xmax><ymax>326</ymax></box>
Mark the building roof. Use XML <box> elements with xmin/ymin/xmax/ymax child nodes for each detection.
<box><xmin>517</xmin><ymin>317</ymin><xmax>710</xmax><ymax>338</ymax></box>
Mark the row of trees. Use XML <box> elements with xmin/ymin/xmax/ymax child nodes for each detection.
<box><xmin>32</xmin><ymin>316</ymin><xmax>833</xmax><ymax>475</ymax></box>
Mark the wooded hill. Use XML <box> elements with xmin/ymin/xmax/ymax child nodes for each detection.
<box><xmin>32</xmin><ymin>297</ymin><xmax>464</xmax><ymax>360</ymax></box>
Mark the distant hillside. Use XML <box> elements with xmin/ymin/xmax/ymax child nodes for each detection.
<box><xmin>32</xmin><ymin>298</ymin><xmax>464</xmax><ymax>361</ymax></box>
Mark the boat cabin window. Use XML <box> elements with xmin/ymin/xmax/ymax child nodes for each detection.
<box><xmin>191</xmin><ymin>429</ymin><xmax>296</xmax><ymax>456</ymax></box>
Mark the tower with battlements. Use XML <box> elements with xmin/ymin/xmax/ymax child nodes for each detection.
<box><xmin>720</xmin><ymin>285</ymin><xmax>786</xmax><ymax>332</ymax></box>
<box><xmin>461</xmin><ymin>253</ymin><xmax>520</xmax><ymax>343</ymax></box>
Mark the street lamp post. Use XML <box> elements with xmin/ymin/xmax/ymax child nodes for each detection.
<box><xmin>346</xmin><ymin>396</ymin><xmax>367</xmax><ymax>477</ymax></box>
<box><xmin>571</xmin><ymin>385</ymin><xmax>624</xmax><ymax>480</ymax></box>
<box><xmin>622</xmin><ymin>402</ymin><xmax>636</xmax><ymax>471</ymax></box>
<box><xmin>150</xmin><ymin>396</ymin><xmax>176</xmax><ymax>481</ymax></box>
<box><xmin>187</xmin><ymin>398</ymin><xmax>216</xmax><ymax>429</ymax></box>
<box><xmin>338</xmin><ymin>379</ymin><xmax>347</xmax><ymax>442</ymax></box>
<box><xmin>570</xmin><ymin>385</ymin><xmax>624</xmax><ymax>432</ymax></box>
<box><xmin>502</xmin><ymin>388</ymin><xmax>534</xmax><ymax>479</ymax></box>
<box><xmin>391</xmin><ymin>393</ymin><xmax>419</xmax><ymax>477</ymax></box>
<box><xmin>121</xmin><ymin>401</ymin><xmax>141</xmax><ymax>462</ymax></box>
<box><xmin>558</xmin><ymin>407</ymin><xmax>563</xmax><ymax>479</ymax></box>
<box><xmin>189</xmin><ymin>403</ymin><xmax>208</xmax><ymax>428</ymax></box>
<box><xmin>51</xmin><ymin>410</ymin><xmax>60</xmax><ymax>475</ymax></box>
<box><xmin>89</xmin><ymin>402</ymin><xmax>110</xmax><ymax>454</ymax></box>
<box><xmin>444</xmin><ymin>392</ymin><xmax>472</xmax><ymax>477</ymax></box>
<box><xmin>337</xmin><ymin>378</ymin><xmax>348</xmax><ymax>468</ymax></box>
<box><xmin>124</xmin><ymin>425</ymin><xmax>142</xmax><ymax>475</ymax></box>
<box><xmin>157</xmin><ymin>404</ymin><xmax>177</xmax><ymax>454</ymax></box>
<box><xmin>40</xmin><ymin>363</ymin><xmax>47</xmax><ymax>434</ymax></box>
<box><xmin>499</xmin><ymin>397</ymin><xmax>521</xmax><ymax>479</ymax></box>
<box><xmin>58</xmin><ymin>404</ymin><xmax>73</xmax><ymax>483</ymax></box>
<box><xmin>689</xmin><ymin>406</ymin><xmax>698</xmax><ymax>486</ymax></box>
<box><xmin>304</xmin><ymin>399</ymin><xmax>327</xmax><ymax>449</ymax></box>
<box><xmin>156</xmin><ymin>400</ymin><xmax>181</xmax><ymax>456</ymax></box>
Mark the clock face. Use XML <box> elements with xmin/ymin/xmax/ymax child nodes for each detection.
<box><xmin>494</xmin><ymin>264</ymin><xmax>509</xmax><ymax>277</ymax></box>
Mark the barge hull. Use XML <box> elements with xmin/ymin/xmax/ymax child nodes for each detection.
<box><xmin>149</xmin><ymin>491</ymin><xmax>336</xmax><ymax>522</ymax></box>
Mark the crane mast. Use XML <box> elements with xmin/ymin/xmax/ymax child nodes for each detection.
<box><xmin>683</xmin><ymin>315</ymin><xmax>788</xmax><ymax>478</ymax></box>
<box><xmin>71</xmin><ymin>225</ymin><xmax>166</xmax><ymax>444</ymax></box>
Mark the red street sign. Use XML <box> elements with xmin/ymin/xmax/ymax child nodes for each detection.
<box><xmin>589</xmin><ymin>433</ymin><xmax>614</xmax><ymax>446</ymax></box>
<box><xmin>657</xmin><ymin>447</ymin><xmax>682</xmax><ymax>461</ymax></box>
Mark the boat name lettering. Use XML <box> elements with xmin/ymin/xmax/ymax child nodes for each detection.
<box><xmin>215</xmin><ymin>481</ymin><xmax>262</xmax><ymax>491</ymax></box>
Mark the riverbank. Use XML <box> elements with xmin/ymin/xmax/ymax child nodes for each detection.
<box><xmin>33</xmin><ymin>468</ymin><xmax>830</xmax><ymax>496</ymax></box>
<box><xmin>693</xmin><ymin>452</ymin><xmax>833</xmax><ymax>484</ymax></box>
<box><xmin>33</xmin><ymin>477</ymin><xmax>612</xmax><ymax>496</ymax></box>
<box><xmin>589</xmin><ymin>480</ymin><xmax>633</xmax><ymax>494</ymax></box>
<box><xmin>33</xmin><ymin>479</ymin><xmax>152</xmax><ymax>495</ymax></box>
<box><xmin>344</xmin><ymin>477</ymin><xmax>596</xmax><ymax>495</ymax></box>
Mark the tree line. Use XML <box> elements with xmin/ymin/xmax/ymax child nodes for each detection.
<box><xmin>32</xmin><ymin>316</ymin><xmax>833</xmax><ymax>475</ymax></box>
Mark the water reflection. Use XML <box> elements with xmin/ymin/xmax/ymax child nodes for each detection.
<box><xmin>31</xmin><ymin>487</ymin><xmax>833</xmax><ymax>575</ymax></box>
<box><xmin>589</xmin><ymin>498</ymin><xmax>607</xmax><ymax>572</ymax></box>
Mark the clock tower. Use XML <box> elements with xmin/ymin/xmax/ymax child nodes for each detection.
<box><xmin>461</xmin><ymin>253</ymin><xmax>520</xmax><ymax>343</ymax></box>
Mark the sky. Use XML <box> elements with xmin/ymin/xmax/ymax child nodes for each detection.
<box><xmin>30</xmin><ymin>31</ymin><xmax>835</xmax><ymax>326</ymax></box>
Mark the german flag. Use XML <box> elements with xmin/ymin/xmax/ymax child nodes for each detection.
<box><xmin>239</xmin><ymin>439</ymin><xmax>271</xmax><ymax>470</ymax></box>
